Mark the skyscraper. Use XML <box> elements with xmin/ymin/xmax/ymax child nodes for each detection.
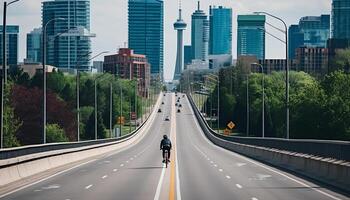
<box><xmin>26</xmin><ymin>28</ymin><xmax>42</xmax><ymax>63</ymax></box>
<box><xmin>332</xmin><ymin>0</ymin><xmax>350</xmax><ymax>39</ymax></box>
<box><xmin>191</xmin><ymin>1</ymin><xmax>209</xmax><ymax>61</ymax></box>
<box><xmin>209</xmin><ymin>6</ymin><xmax>232</xmax><ymax>55</ymax></box>
<box><xmin>237</xmin><ymin>15</ymin><xmax>265</xmax><ymax>60</ymax></box>
<box><xmin>42</xmin><ymin>0</ymin><xmax>94</xmax><ymax>70</ymax></box>
<box><xmin>128</xmin><ymin>0</ymin><xmax>164</xmax><ymax>79</ymax></box>
<box><xmin>0</xmin><ymin>25</ymin><xmax>19</xmax><ymax>67</ymax></box>
<box><xmin>289</xmin><ymin>15</ymin><xmax>330</xmax><ymax>59</ymax></box>
<box><xmin>173</xmin><ymin>4</ymin><xmax>187</xmax><ymax>81</ymax></box>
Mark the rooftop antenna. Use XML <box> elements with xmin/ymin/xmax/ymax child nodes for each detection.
<box><xmin>179</xmin><ymin>0</ymin><xmax>182</xmax><ymax>19</ymax></box>
<box><xmin>197</xmin><ymin>1</ymin><xmax>200</xmax><ymax>10</ymax></box>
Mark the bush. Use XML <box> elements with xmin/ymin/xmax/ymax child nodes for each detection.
<box><xmin>47</xmin><ymin>124</ymin><xmax>69</xmax><ymax>143</ymax></box>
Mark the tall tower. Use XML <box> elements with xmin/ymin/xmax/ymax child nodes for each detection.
<box><xmin>191</xmin><ymin>1</ymin><xmax>209</xmax><ymax>61</ymax></box>
<box><xmin>173</xmin><ymin>1</ymin><xmax>187</xmax><ymax>80</ymax></box>
<box><xmin>128</xmin><ymin>0</ymin><xmax>164</xmax><ymax>80</ymax></box>
<box><xmin>42</xmin><ymin>0</ymin><xmax>94</xmax><ymax>70</ymax></box>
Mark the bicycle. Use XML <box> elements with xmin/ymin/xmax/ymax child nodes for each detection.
<box><xmin>164</xmin><ymin>149</ymin><xmax>170</xmax><ymax>168</ymax></box>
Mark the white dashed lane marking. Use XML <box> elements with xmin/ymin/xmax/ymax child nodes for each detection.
<box><xmin>102</xmin><ymin>175</ymin><xmax>108</xmax><ymax>179</ymax></box>
<box><xmin>235</xmin><ymin>184</ymin><xmax>243</xmax><ymax>189</ymax></box>
<box><xmin>85</xmin><ymin>184</ymin><xmax>93</xmax><ymax>190</ymax></box>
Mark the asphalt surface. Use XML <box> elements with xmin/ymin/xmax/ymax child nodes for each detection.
<box><xmin>0</xmin><ymin>93</ymin><xmax>349</xmax><ymax>200</ymax></box>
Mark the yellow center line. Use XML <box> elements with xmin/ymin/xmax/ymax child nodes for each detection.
<box><xmin>169</xmin><ymin>94</ymin><xmax>177</xmax><ymax>200</ymax></box>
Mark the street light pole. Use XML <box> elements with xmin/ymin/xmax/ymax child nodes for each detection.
<box><xmin>110</xmin><ymin>82</ymin><xmax>113</xmax><ymax>138</ymax></box>
<box><xmin>246</xmin><ymin>74</ymin><xmax>249</xmax><ymax>137</ymax></box>
<box><xmin>42</xmin><ymin>17</ymin><xmax>65</xmax><ymax>144</ymax></box>
<box><xmin>252</xmin><ymin>63</ymin><xmax>265</xmax><ymax>138</ymax></box>
<box><xmin>254</xmin><ymin>11</ymin><xmax>289</xmax><ymax>139</ymax></box>
<box><xmin>1</xmin><ymin>0</ymin><xmax>20</xmax><ymax>149</ymax></box>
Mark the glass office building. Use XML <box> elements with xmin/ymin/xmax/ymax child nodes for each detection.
<box><xmin>42</xmin><ymin>0</ymin><xmax>93</xmax><ymax>70</ymax></box>
<box><xmin>209</xmin><ymin>6</ymin><xmax>232</xmax><ymax>55</ymax></box>
<box><xmin>191</xmin><ymin>1</ymin><xmax>209</xmax><ymax>61</ymax></box>
<box><xmin>289</xmin><ymin>15</ymin><xmax>330</xmax><ymax>59</ymax></box>
<box><xmin>0</xmin><ymin>25</ymin><xmax>19</xmax><ymax>67</ymax></box>
<box><xmin>26</xmin><ymin>28</ymin><xmax>42</xmax><ymax>63</ymax></box>
<box><xmin>128</xmin><ymin>0</ymin><xmax>164</xmax><ymax>79</ymax></box>
<box><xmin>332</xmin><ymin>0</ymin><xmax>350</xmax><ymax>39</ymax></box>
<box><xmin>237</xmin><ymin>15</ymin><xmax>265</xmax><ymax>60</ymax></box>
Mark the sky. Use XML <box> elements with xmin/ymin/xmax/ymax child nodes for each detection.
<box><xmin>5</xmin><ymin>0</ymin><xmax>331</xmax><ymax>81</ymax></box>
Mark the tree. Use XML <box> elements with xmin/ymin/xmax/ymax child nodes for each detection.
<box><xmin>332</xmin><ymin>49</ymin><xmax>350</xmax><ymax>72</ymax></box>
<box><xmin>4</xmin><ymin>83</ymin><xmax>21</xmax><ymax>148</ymax></box>
<box><xmin>11</xmin><ymin>85</ymin><xmax>77</xmax><ymax>145</ymax></box>
<box><xmin>47</xmin><ymin>71</ymin><xmax>66</xmax><ymax>94</ymax></box>
<box><xmin>46</xmin><ymin>124</ymin><xmax>69</xmax><ymax>143</ymax></box>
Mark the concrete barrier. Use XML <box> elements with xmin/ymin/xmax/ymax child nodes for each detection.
<box><xmin>0</xmin><ymin>93</ymin><xmax>162</xmax><ymax>188</ymax></box>
<box><xmin>187</xmin><ymin>94</ymin><xmax>350</xmax><ymax>193</ymax></box>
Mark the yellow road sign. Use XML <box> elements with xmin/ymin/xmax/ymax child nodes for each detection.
<box><xmin>227</xmin><ymin>121</ymin><xmax>235</xmax><ymax>130</ymax></box>
<box><xmin>117</xmin><ymin>116</ymin><xmax>125</xmax><ymax>125</ymax></box>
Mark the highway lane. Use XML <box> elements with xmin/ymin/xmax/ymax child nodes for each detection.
<box><xmin>1</xmin><ymin>92</ymin><xmax>349</xmax><ymax>200</ymax></box>
<box><xmin>0</xmin><ymin>94</ymin><xmax>173</xmax><ymax>200</ymax></box>
<box><xmin>176</xmin><ymin>94</ymin><xmax>350</xmax><ymax>200</ymax></box>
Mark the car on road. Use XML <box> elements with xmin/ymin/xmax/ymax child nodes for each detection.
<box><xmin>175</xmin><ymin>103</ymin><xmax>178</xmax><ymax>106</ymax></box>
<box><xmin>162</xmin><ymin>102</ymin><xmax>165</xmax><ymax>105</ymax></box>
<box><xmin>177</xmin><ymin>109</ymin><xmax>181</xmax><ymax>113</ymax></box>
<box><xmin>158</xmin><ymin>108</ymin><xmax>162</xmax><ymax>113</ymax></box>
<box><xmin>179</xmin><ymin>104</ymin><xmax>182</xmax><ymax>108</ymax></box>
<box><xmin>165</xmin><ymin>116</ymin><xmax>170</xmax><ymax>121</ymax></box>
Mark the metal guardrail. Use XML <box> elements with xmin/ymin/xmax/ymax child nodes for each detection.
<box><xmin>0</xmin><ymin>94</ymin><xmax>161</xmax><ymax>161</ymax></box>
<box><xmin>188</xmin><ymin>94</ymin><xmax>350</xmax><ymax>162</ymax></box>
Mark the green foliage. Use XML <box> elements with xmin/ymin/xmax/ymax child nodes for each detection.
<box><xmin>4</xmin><ymin>83</ymin><xmax>21</xmax><ymax>148</ymax></box>
<box><xmin>46</xmin><ymin>124</ymin><xmax>69</xmax><ymax>143</ymax></box>
<box><xmin>204</xmin><ymin>62</ymin><xmax>350</xmax><ymax>140</ymax></box>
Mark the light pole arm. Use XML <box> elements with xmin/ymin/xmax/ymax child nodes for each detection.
<box><xmin>254</xmin><ymin>11</ymin><xmax>287</xmax><ymax>32</ymax></box>
<box><xmin>7</xmin><ymin>0</ymin><xmax>20</xmax><ymax>6</ymax></box>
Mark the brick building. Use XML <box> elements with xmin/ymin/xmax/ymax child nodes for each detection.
<box><xmin>104</xmin><ymin>48</ymin><xmax>150</xmax><ymax>97</ymax></box>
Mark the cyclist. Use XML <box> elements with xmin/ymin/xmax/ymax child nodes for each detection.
<box><xmin>160</xmin><ymin>135</ymin><xmax>172</xmax><ymax>163</ymax></box>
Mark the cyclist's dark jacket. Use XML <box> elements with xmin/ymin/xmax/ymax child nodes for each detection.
<box><xmin>160</xmin><ymin>138</ymin><xmax>172</xmax><ymax>150</ymax></box>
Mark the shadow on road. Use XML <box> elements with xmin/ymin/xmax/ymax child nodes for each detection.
<box><xmin>127</xmin><ymin>167</ymin><xmax>163</xmax><ymax>170</ymax></box>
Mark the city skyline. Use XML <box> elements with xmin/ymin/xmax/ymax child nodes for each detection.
<box><xmin>6</xmin><ymin>0</ymin><xmax>331</xmax><ymax>81</ymax></box>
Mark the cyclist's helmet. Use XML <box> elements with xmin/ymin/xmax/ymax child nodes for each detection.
<box><xmin>163</xmin><ymin>135</ymin><xmax>168</xmax><ymax>139</ymax></box>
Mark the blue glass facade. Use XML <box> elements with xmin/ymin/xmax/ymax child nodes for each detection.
<box><xmin>26</xmin><ymin>28</ymin><xmax>42</xmax><ymax>63</ymax></box>
<box><xmin>209</xmin><ymin>6</ymin><xmax>232</xmax><ymax>55</ymax></box>
<box><xmin>184</xmin><ymin>45</ymin><xmax>192</xmax><ymax>67</ymax></box>
<box><xmin>332</xmin><ymin>0</ymin><xmax>350</xmax><ymax>39</ymax></box>
<box><xmin>128</xmin><ymin>0</ymin><xmax>164</xmax><ymax>79</ymax></box>
<box><xmin>0</xmin><ymin>25</ymin><xmax>19</xmax><ymax>66</ymax></box>
<box><xmin>191</xmin><ymin>2</ymin><xmax>209</xmax><ymax>61</ymax></box>
<box><xmin>237</xmin><ymin>15</ymin><xmax>265</xmax><ymax>60</ymax></box>
<box><xmin>289</xmin><ymin>15</ymin><xmax>330</xmax><ymax>59</ymax></box>
<box><xmin>42</xmin><ymin>0</ymin><xmax>92</xmax><ymax>70</ymax></box>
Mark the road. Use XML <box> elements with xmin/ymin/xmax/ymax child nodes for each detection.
<box><xmin>0</xmin><ymin>93</ymin><xmax>349</xmax><ymax>200</ymax></box>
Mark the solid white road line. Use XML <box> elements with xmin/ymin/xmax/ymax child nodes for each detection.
<box><xmin>153</xmin><ymin>167</ymin><xmax>166</xmax><ymax>200</ymax></box>
<box><xmin>85</xmin><ymin>184</ymin><xmax>93</xmax><ymax>190</ymax></box>
<box><xmin>0</xmin><ymin>159</ymin><xmax>97</xmax><ymax>199</ymax></box>
<box><xmin>187</xmin><ymin>97</ymin><xmax>344</xmax><ymax>200</ymax></box>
